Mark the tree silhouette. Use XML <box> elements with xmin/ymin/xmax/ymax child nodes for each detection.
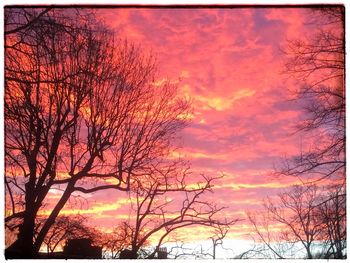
<box><xmin>40</xmin><ymin>215</ymin><xmax>94</xmax><ymax>254</ymax></box>
<box><xmin>107</xmin><ymin>164</ymin><xmax>235</xmax><ymax>259</ymax></box>
<box><xmin>5</xmin><ymin>8</ymin><xmax>190</xmax><ymax>258</ymax></box>
<box><xmin>280</xmin><ymin>7</ymin><xmax>345</xmax><ymax>183</ymax></box>
<box><xmin>316</xmin><ymin>184</ymin><xmax>346</xmax><ymax>258</ymax></box>
<box><xmin>99</xmin><ymin>223</ymin><xmax>134</xmax><ymax>258</ymax></box>
<box><xmin>246</xmin><ymin>183</ymin><xmax>346</xmax><ymax>259</ymax></box>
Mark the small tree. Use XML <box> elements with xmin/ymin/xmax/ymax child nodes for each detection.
<box><xmin>100</xmin><ymin>223</ymin><xmax>134</xmax><ymax>258</ymax></box>
<box><xmin>210</xmin><ymin>223</ymin><xmax>232</xmax><ymax>259</ymax></box>
<box><xmin>107</xmin><ymin>164</ymin><xmax>236</xmax><ymax>259</ymax></box>
<box><xmin>165</xmin><ymin>225</ymin><xmax>233</xmax><ymax>260</ymax></box>
<box><xmin>40</xmin><ymin>215</ymin><xmax>94</xmax><ymax>254</ymax></box>
<box><xmin>265</xmin><ymin>185</ymin><xmax>322</xmax><ymax>259</ymax></box>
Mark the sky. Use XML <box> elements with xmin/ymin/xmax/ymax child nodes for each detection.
<box><xmin>85</xmin><ymin>7</ymin><xmax>311</xmax><ymax>234</ymax></box>
<box><xmin>8</xmin><ymin>7</ymin><xmax>341</xmax><ymax>257</ymax></box>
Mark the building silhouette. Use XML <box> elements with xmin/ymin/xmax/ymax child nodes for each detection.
<box><xmin>37</xmin><ymin>238</ymin><xmax>102</xmax><ymax>259</ymax></box>
<box><xmin>157</xmin><ymin>247</ymin><xmax>168</xmax><ymax>259</ymax></box>
<box><xmin>63</xmin><ymin>238</ymin><xmax>102</xmax><ymax>259</ymax></box>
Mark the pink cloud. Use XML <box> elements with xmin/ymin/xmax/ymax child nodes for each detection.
<box><xmin>52</xmin><ymin>7</ymin><xmax>335</xmax><ymax>242</ymax></box>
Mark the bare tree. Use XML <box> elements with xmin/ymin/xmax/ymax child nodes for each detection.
<box><xmin>5</xmin><ymin>8</ymin><xmax>190</xmax><ymax>258</ymax></box>
<box><xmin>99</xmin><ymin>223</ymin><xmax>133</xmax><ymax>258</ymax></box>
<box><xmin>40</xmin><ymin>215</ymin><xmax>94</xmax><ymax>254</ymax></box>
<box><xmin>316</xmin><ymin>184</ymin><xmax>346</xmax><ymax>258</ymax></box>
<box><xmin>167</xmin><ymin>241</ymin><xmax>201</xmax><ymax>259</ymax></box>
<box><xmin>265</xmin><ymin>185</ymin><xmax>323</xmax><ymax>259</ymax></box>
<box><xmin>109</xmin><ymin>164</ymin><xmax>236</xmax><ymax>259</ymax></box>
<box><xmin>280</xmin><ymin>7</ymin><xmax>345</xmax><ymax>183</ymax></box>
<box><xmin>246</xmin><ymin>183</ymin><xmax>346</xmax><ymax>259</ymax></box>
<box><xmin>165</xmin><ymin>225</ymin><xmax>233</xmax><ymax>260</ymax></box>
<box><xmin>246</xmin><ymin>211</ymin><xmax>296</xmax><ymax>259</ymax></box>
<box><xmin>210</xmin><ymin>223</ymin><xmax>232</xmax><ymax>259</ymax></box>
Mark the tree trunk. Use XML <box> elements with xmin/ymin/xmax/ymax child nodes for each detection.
<box><xmin>5</xmin><ymin>189</ymin><xmax>37</xmax><ymax>258</ymax></box>
<box><xmin>6</xmin><ymin>173</ymin><xmax>39</xmax><ymax>258</ymax></box>
<box><xmin>306</xmin><ymin>246</ymin><xmax>313</xmax><ymax>259</ymax></box>
<box><xmin>33</xmin><ymin>180</ymin><xmax>75</xmax><ymax>253</ymax></box>
<box><xmin>130</xmin><ymin>246</ymin><xmax>138</xmax><ymax>259</ymax></box>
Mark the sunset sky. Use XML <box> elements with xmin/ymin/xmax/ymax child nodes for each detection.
<box><xmin>33</xmin><ymin>7</ymin><xmax>339</xmax><ymax>256</ymax></box>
